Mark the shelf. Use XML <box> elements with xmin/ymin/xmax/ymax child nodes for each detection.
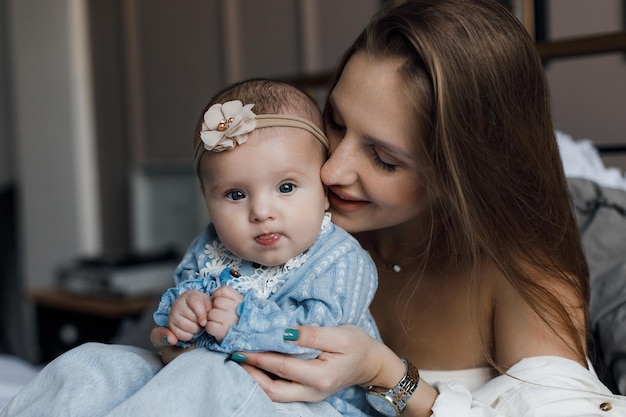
<box><xmin>27</xmin><ymin>290</ymin><xmax>156</xmax><ymax>319</ymax></box>
<box><xmin>536</xmin><ymin>32</ymin><xmax>626</xmax><ymax>60</ymax></box>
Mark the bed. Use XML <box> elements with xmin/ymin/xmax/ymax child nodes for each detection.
<box><xmin>559</xmin><ymin>131</ymin><xmax>626</xmax><ymax>394</ymax></box>
<box><xmin>0</xmin><ymin>355</ymin><xmax>39</xmax><ymax>411</ymax></box>
<box><xmin>1</xmin><ymin>30</ymin><xmax>626</xmax><ymax>412</ymax></box>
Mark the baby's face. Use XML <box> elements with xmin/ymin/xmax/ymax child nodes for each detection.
<box><xmin>199</xmin><ymin>126</ymin><xmax>329</xmax><ymax>266</ymax></box>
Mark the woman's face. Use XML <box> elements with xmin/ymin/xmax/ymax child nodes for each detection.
<box><xmin>321</xmin><ymin>52</ymin><xmax>430</xmax><ymax>234</ymax></box>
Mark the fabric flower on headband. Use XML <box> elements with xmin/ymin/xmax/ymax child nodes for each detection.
<box><xmin>200</xmin><ymin>100</ymin><xmax>257</xmax><ymax>152</ymax></box>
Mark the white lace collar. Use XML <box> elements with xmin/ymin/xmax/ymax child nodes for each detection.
<box><xmin>199</xmin><ymin>213</ymin><xmax>332</xmax><ymax>299</ymax></box>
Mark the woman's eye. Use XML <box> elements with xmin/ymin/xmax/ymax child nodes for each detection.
<box><xmin>370</xmin><ymin>148</ymin><xmax>398</xmax><ymax>172</ymax></box>
<box><xmin>225</xmin><ymin>190</ymin><xmax>245</xmax><ymax>201</ymax></box>
<box><xmin>325</xmin><ymin>117</ymin><xmax>345</xmax><ymax>133</ymax></box>
<box><xmin>278</xmin><ymin>183</ymin><xmax>296</xmax><ymax>194</ymax></box>
<box><xmin>324</xmin><ymin>107</ymin><xmax>345</xmax><ymax>133</ymax></box>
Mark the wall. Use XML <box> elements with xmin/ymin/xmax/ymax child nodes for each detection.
<box><xmin>88</xmin><ymin>0</ymin><xmax>130</xmax><ymax>252</ymax></box>
<box><xmin>0</xmin><ymin>0</ymin><xmax>20</xmax><ymax>355</ymax></box>
<box><xmin>9</xmin><ymin>0</ymin><xmax>101</xmax><ymax>295</ymax></box>
<box><xmin>545</xmin><ymin>0</ymin><xmax>626</xmax><ymax>171</ymax></box>
<box><xmin>7</xmin><ymin>0</ymin><xmax>102</xmax><ymax>360</ymax></box>
<box><xmin>0</xmin><ymin>0</ymin><xmax>11</xmax><ymax>189</ymax></box>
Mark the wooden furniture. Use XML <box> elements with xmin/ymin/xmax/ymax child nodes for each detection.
<box><xmin>28</xmin><ymin>290</ymin><xmax>156</xmax><ymax>363</ymax></box>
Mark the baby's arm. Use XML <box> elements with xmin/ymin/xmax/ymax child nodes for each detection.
<box><xmin>168</xmin><ymin>290</ymin><xmax>213</xmax><ymax>342</ymax></box>
<box><xmin>205</xmin><ymin>286</ymin><xmax>244</xmax><ymax>343</ymax></box>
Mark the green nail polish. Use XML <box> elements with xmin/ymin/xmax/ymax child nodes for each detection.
<box><xmin>230</xmin><ymin>353</ymin><xmax>247</xmax><ymax>363</ymax></box>
<box><xmin>283</xmin><ymin>328</ymin><xmax>300</xmax><ymax>341</ymax></box>
<box><xmin>163</xmin><ymin>335</ymin><xmax>170</xmax><ymax>345</ymax></box>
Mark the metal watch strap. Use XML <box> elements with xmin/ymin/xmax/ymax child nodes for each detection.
<box><xmin>367</xmin><ymin>358</ymin><xmax>420</xmax><ymax>415</ymax></box>
<box><xmin>390</xmin><ymin>358</ymin><xmax>420</xmax><ymax>413</ymax></box>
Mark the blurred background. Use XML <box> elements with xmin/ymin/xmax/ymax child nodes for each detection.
<box><xmin>0</xmin><ymin>0</ymin><xmax>624</xmax><ymax>364</ymax></box>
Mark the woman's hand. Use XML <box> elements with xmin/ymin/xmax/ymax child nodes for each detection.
<box><xmin>236</xmin><ymin>325</ymin><xmax>403</xmax><ymax>403</ymax></box>
<box><xmin>149</xmin><ymin>326</ymin><xmax>194</xmax><ymax>364</ymax></box>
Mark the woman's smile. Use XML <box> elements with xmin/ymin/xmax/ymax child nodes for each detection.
<box><xmin>327</xmin><ymin>187</ymin><xmax>369</xmax><ymax>213</ymax></box>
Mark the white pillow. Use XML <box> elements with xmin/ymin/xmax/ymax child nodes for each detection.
<box><xmin>557</xmin><ymin>130</ymin><xmax>626</xmax><ymax>191</ymax></box>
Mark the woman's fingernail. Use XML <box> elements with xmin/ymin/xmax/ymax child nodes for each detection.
<box><xmin>163</xmin><ymin>335</ymin><xmax>170</xmax><ymax>345</ymax></box>
<box><xmin>230</xmin><ymin>353</ymin><xmax>247</xmax><ymax>363</ymax></box>
<box><xmin>283</xmin><ymin>328</ymin><xmax>300</xmax><ymax>341</ymax></box>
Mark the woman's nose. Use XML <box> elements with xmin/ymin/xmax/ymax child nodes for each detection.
<box><xmin>321</xmin><ymin>138</ymin><xmax>358</xmax><ymax>186</ymax></box>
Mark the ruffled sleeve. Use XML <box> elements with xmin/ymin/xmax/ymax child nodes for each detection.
<box><xmin>430</xmin><ymin>356</ymin><xmax>626</xmax><ymax>416</ymax></box>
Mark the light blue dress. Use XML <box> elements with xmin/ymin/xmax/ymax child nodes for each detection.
<box><xmin>153</xmin><ymin>213</ymin><xmax>380</xmax><ymax>415</ymax></box>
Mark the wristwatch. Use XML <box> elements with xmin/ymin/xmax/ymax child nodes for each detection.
<box><xmin>365</xmin><ymin>358</ymin><xmax>420</xmax><ymax>416</ymax></box>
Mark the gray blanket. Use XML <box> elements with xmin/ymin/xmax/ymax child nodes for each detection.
<box><xmin>568</xmin><ymin>178</ymin><xmax>626</xmax><ymax>394</ymax></box>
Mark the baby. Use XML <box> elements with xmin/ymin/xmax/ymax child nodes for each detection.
<box><xmin>154</xmin><ymin>79</ymin><xmax>380</xmax><ymax>416</ymax></box>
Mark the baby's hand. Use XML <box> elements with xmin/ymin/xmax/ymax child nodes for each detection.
<box><xmin>168</xmin><ymin>290</ymin><xmax>212</xmax><ymax>341</ymax></box>
<box><xmin>206</xmin><ymin>286</ymin><xmax>244</xmax><ymax>343</ymax></box>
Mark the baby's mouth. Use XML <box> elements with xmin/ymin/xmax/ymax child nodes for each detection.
<box><xmin>255</xmin><ymin>233</ymin><xmax>281</xmax><ymax>246</ymax></box>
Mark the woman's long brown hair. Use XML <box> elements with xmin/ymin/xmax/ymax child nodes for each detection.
<box><xmin>326</xmin><ymin>0</ymin><xmax>590</xmax><ymax>365</ymax></box>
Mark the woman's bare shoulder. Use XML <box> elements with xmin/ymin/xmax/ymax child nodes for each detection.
<box><xmin>491</xmin><ymin>262</ymin><xmax>586</xmax><ymax>370</ymax></box>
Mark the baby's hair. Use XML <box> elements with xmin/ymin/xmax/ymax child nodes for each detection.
<box><xmin>193</xmin><ymin>78</ymin><xmax>323</xmax><ymax>150</ymax></box>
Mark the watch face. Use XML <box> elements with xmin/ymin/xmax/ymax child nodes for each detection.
<box><xmin>366</xmin><ymin>391</ymin><xmax>398</xmax><ymax>417</ymax></box>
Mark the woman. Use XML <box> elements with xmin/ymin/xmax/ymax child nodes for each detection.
<box><xmin>156</xmin><ymin>0</ymin><xmax>626</xmax><ymax>415</ymax></box>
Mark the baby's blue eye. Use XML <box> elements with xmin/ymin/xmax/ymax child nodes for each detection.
<box><xmin>278</xmin><ymin>183</ymin><xmax>295</xmax><ymax>194</ymax></box>
<box><xmin>226</xmin><ymin>190</ymin><xmax>245</xmax><ymax>201</ymax></box>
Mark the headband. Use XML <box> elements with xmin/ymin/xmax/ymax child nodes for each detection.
<box><xmin>193</xmin><ymin>100</ymin><xmax>328</xmax><ymax>174</ymax></box>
